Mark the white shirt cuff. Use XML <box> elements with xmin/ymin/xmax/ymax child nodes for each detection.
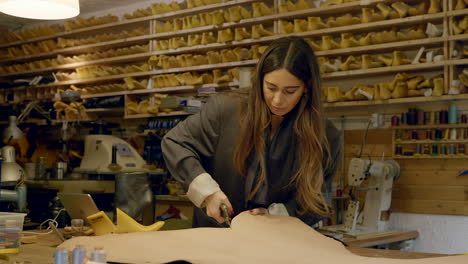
<box><xmin>187</xmin><ymin>173</ymin><xmax>221</xmax><ymax>208</ymax></box>
<box><xmin>268</xmin><ymin>203</ymin><xmax>289</xmax><ymax>216</ymax></box>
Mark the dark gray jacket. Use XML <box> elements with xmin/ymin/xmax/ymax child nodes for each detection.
<box><xmin>162</xmin><ymin>94</ymin><xmax>342</xmax><ymax>227</ymax></box>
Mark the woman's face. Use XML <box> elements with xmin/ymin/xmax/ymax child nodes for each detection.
<box><xmin>263</xmin><ymin>68</ymin><xmax>306</xmax><ymax>116</ymax></box>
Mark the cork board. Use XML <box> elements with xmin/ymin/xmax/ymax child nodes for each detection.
<box><xmin>59</xmin><ymin>212</ymin><xmax>468</xmax><ymax>264</ymax></box>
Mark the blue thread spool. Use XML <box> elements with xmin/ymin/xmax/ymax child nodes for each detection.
<box><xmin>435</xmin><ymin>128</ymin><xmax>442</xmax><ymax>140</ymax></box>
<box><xmin>72</xmin><ymin>245</ymin><xmax>86</xmax><ymax>264</ymax></box>
<box><xmin>449</xmin><ymin>104</ymin><xmax>458</xmax><ymax>124</ymax></box>
<box><xmin>54</xmin><ymin>248</ymin><xmax>68</xmax><ymax>264</ymax></box>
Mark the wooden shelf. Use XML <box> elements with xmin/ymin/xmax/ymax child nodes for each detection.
<box><xmin>448</xmin><ymin>58</ymin><xmax>468</xmax><ymax>66</ymax></box>
<box><xmin>448</xmin><ymin>33</ymin><xmax>468</xmax><ymax>42</ymax></box>
<box><xmin>34</xmin><ymin>60</ymin><xmax>255</xmax><ymax>88</ymax></box>
<box><xmin>81</xmin><ymin>82</ymin><xmax>238</xmax><ymax>99</ymax></box>
<box><xmin>315</xmin><ymin>37</ymin><xmax>446</xmax><ymax>57</ymax></box>
<box><xmin>0</xmin><ymin>50</ymin><xmax>61</xmax><ymax>65</ymax></box>
<box><xmin>391</xmin><ymin>123</ymin><xmax>468</xmax><ymax>129</ymax></box>
<box><xmin>292</xmin><ymin>13</ymin><xmax>445</xmax><ymax>39</ymax></box>
<box><xmin>324</xmin><ymin>94</ymin><xmax>468</xmax><ymax>108</ymax></box>
<box><xmin>274</xmin><ymin>0</ymin><xmax>424</xmax><ymax>19</ymax></box>
<box><xmin>447</xmin><ymin>9</ymin><xmax>468</xmax><ymax>17</ymax></box>
<box><xmin>0</xmin><ymin>2</ymin><xmax>441</xmax><ymax>65</ymax></box>
<box><xmin>0</xmin><ymin>53</ymin><xmax>151</xmax><ymax>78</ymax></box>
<box><xmin>0</xmin><ymin>0</ymin><xmax>262</xmax><ymax>49</ymax></box>
<box><xmin>393</xmin><ymin>155</ymin><xmax>468</xmax><ymax>159</ymax></box>
<box><xmin>396</xmin><ymin>140</ymin><xmax>468</xmax><ymax>144</ymax></box>
<box><xmin>322</xmin><ymin>61</ymin><xmax>445</xmax><ymax>79</ymax></box>
<box><xmin>125</xmin><ymin>111</ymin><xmax>191</xmax><ymax>119</ymax></box>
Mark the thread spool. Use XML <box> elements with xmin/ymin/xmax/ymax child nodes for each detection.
<box><xmin>440</xmin><ymin>144</ymin><xmax>447</xmax><ymax>155</ymax></box>
<box><xmin>417</xmin><ymin>109</ymin><xmax>424</xmax><ymax>125</ymax></box>
<box><xmin>449</xmin><ymin>104</ymin><xmax>458</xmax><ymax>124</ymax></box>
<box><xmin>411</xmin><ymin>130</ymin><xmax>419</xmax><ymax>140</ymax></box>
<box><xmin>440</xmin><ymin>111</ymin><xmax>448</xmax><ymax>124</ymax></box>
<box><xmin>72</xmin><ymin>245</ymin><xmax>86</xmax><ymax>264</ymax></box>
<box><xmin>391</xmin><ymin>116</ymin><xmax>400</xmax><ymax>126</ymax></box>
<box><xmin>54</xmin><ymin>248</ymin><xmax>68</xmax><ymax>264</ymax></box>
<box><xmin>91</xmin><ymin>247</ymin><xmax>107</xmax><ymax>263</ymax></box>
<box><xmin>424</xmin><ymin>111</ymin><xmax>430</xmax><ymax>125</ymax></box>
<box><xmin>461</xmin><ymin>112</ymin><xmax>467</xmax><ymax>123</ymax></box>
<box><xmin>443</xmin><ymin>128</ymin><xmax>450</xmax><ymax>140</ymax></box>
<box><xmin>401</xmin><ymin>113</ymin><xmax>407</xmax><ymax>125</ymax></box>
<box><xmin>423</xmin><ymin>144</ymin><xmax>430</xmax><ymax>155</ymax></box>
<box><xmin>395</xmin><ymin>129</ymin><xmax>403</xmax><ymax>141</ymax></box>
<box><xmin>426</xmin><ymin>129</ymin><xmax>433</xmax><ymax>140</ymax></box>
<box><xmin>429</xmin><ymin>111</ymin><xmax>435</xmax><ymax>124</ymax></box>
<box><xmin>449</xmin><ymin>144</ymin><xmax>456</xmax><ymax>155</ymax></box>
<box><xmin>450</xmin><ymin>128</ymin><xmax>457</xmax><ymax>140</ymax></box>
<box><xmin>458</xmin><ymin>144</ymin><xmax>466</xmax><ymax>155</ymax></box>
<box><xmin>431</xmin><ymin>144</ymin><xmax>438</xmax><ymax>156</ymax></box>
<box><xmin>408</xmin><ymin>108</ymin><xmax>417</xmax><ymax>125</ymax></box>
<box><xmin>435</xmin><ymin>128</ymin><xmax>443</xmax><ymax>140</ymax></box>
<box><xmin>415</xmin><ymin>144</ymin><xmax>422</xmax><ymax>156</ymax></box>
<box><xmin>434</xmin><ymin>111</ymin><xmax>440</xmax><ymax>124</ymax></box>
<box><xmin>395</xmin><ymin>144</ymin><xmax>403</xmax><ymax>155</ymax></box>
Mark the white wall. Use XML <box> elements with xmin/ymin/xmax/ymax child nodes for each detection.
<box><xmin>389</xmin><ymin>213</ymin><xmax>468</xmax><ymax>254</ymax></box>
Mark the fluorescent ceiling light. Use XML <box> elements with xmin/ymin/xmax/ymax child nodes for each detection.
<box><xmin>0</xmin><ymin>0</ymin><xmax>79</xmax><ymax>20</ymax></box>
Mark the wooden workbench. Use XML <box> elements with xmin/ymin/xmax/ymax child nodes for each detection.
<box><xmin>0</xmin><ymin>232</ymin><xmax>447</xmax><ymax>264</ymax></box>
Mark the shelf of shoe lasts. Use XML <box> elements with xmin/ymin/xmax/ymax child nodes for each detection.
<box><xmin>124</xmin><ymin>111</ymin><xmax>192</xmax><ymax>119</ymax></box>
<box><xmin>30</xmin><ymin>60</ymin><xmax>257</xmax><ymax>88</ymax></box>
<box><xmin>274</xmin><ymin>0</ymin><xmax>427</xmax><ymax>19</ymax></box>
<box><xmin>314</xmin><ymin>36</ymin><xmax>447</xmax><ymax>57</ymax></box>
<box><xmin>290</xmin><ymin>12</ymin><xmax>445</xmax><ymax>39</ymax></box>
<box><xmin>0</xmin><ymin>0</ymin><xmax>263</xmax><ymax>50</ymax></box>
<box><xmin>0</xmin><ymin>52</ymin><xmax>153</xmax><ymax>79</ymax></box>
<box><xmin>0</xmin><ymin>1</ymin><xmax>440</xmax><ymax>66</ymax></box>
<box><xmin>323</xmin><ymin>94</ymin><xmax>468</xmax><ymax>108</ymax></box>
<box><xmin>321</xmin><ymin>61</ymin><xmax>446</xmax><ymax>79</ymax></box>
<box><xmin>392</xmin><ymin>154</ymin><xmax>468</xmax><ymax>159</ymax></box>
<box><xmin>395</xmin><ymin>139</ymin><xmax>468</xmax><ymax>144</ymax></box>
<box><xmin>0</xmin><ymin>28</ymin><xmax>445</xmax><ymax>80</ymax></box>
<box><xmin>391</xmin><ymin>123</ymin><xmax>468</xmax><ymax>129</ymax></box>
<box><xmin>0</xmin><ymin>9</ymin><xmax>445</xmax><ymax>77</ymax></box>
<box><xmin>80</xmin><ymin>81</ymin><xmax>240</xmax><ymax>99</ymax></box>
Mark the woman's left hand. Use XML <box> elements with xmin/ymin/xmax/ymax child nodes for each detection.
<box><xmin>248</xmin><ymin>208</ymin><xmax>269</xmax><ymax>215</ymax></box>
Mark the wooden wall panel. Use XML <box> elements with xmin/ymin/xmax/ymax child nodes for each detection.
<box><xmin>344</xmin><ymin>129</ymin><xmax>468</xmax><ymax>216</ymax></box>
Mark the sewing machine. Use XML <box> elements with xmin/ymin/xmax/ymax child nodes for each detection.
<box><xmin>76</xmin><ymin>135</ymin><xmax>146</xmax><ymax>173</ymax></box>
<box><xmin>322</xmin><ymin>158</ymin><xmax>400</xmax><ymax>237</ymax></box>
<box><xmin>0</xmin><ymin>146</ymin><xmax>27</xmax><ymax>212</ymax></box>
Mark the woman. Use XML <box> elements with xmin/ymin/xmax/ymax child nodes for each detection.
<box><xmin>162</xmin><ymin>36</ymin><xmax>341</xmax><ymax>227</ymax></box>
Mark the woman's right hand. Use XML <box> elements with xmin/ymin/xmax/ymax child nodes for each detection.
<box><xmin>204</xmin><ymin>191</ymin><xmax>234</xmax><ymax>224</ymax></box>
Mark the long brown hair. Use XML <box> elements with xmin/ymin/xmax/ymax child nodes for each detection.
<box><xmin>233</xmin><ymin>36</ymin><xmax>331</xmax><ymax>216</ymax></box>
